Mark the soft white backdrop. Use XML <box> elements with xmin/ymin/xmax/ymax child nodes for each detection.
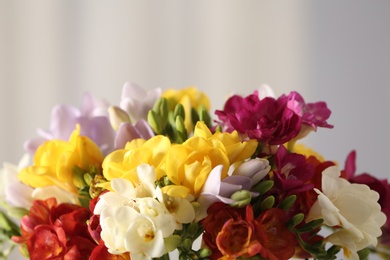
<box><xmin>1</xmin><ymin>1</ymin><xmax>390</xmax><ymax>259</ymax></box>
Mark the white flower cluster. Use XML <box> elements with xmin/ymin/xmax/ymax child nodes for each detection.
<box><xmin>94</xmin><ymin>164</ymin><xmax>195</xmax><ymax>260</ymax></box>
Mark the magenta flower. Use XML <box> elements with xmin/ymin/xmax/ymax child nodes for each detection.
<box><xmin>24</xmin><ymin>93</ymin><xmax>116</xmax><ymax>156</ymax></box>
<box><xmin>215</xmin><ymin>90</ymin><xmax>333</xmax><ymax>146</ymax></box>
<box><xmin>273</xmin><ymin>145</ymin><xmax>314</xmax><ymax>194</ymax></box>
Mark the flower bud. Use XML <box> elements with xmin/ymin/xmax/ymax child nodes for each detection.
<box><xmin>108</xmin><ymin>106</ymin><xmax>131</xmax><ymax>130</ymax></box>
<box><xmin>164</xmin><ymin>235</ymin><xmax>181</xmax><ymax>253</ymax></box>
<box><xmin>232</xmin><ymin>158</ymin><xmax>271</xmax><ymax>186</ymax></box>
<box><xmin>198</xmin><ymin>105</ymin><xmax>211</xmax><ymax>128</ymax></box>
<box><xmin>230</xmin><ymin>190</ymin><xmax>251</xmax><ymax>208</ymax></box>
<box><xmin>147</xmin><ymin>110</ymin><xmax>162</xmax><ymax>134</ymax></box>
<box><xmin>153</xmin><ymin>98</ymin><xmax>169</xmax><ymax>127</ymax></box>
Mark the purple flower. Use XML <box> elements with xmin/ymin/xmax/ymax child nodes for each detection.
<box><xmin>119</xmin><ymin>82</ymin><xmax>161</xmax><ymax>123</ymax></box>
<box><xmin>196</xmin><ymin>163</ymin><xmax>268</xmax><ymax>221</ymax></box>
<box><xmin>24</xmin><ymin>92</ymin><xmax>116</xmax><ymax>156</ymax></box>
<box><xmin>114</xmin><ymin>120</ymin><xmax>155</xmax><ymax>149</ymax></box>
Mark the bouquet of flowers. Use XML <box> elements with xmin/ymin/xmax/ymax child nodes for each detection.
<box><xmin>1</xmin><ymin>82</ymin><xmax>389</xmax><ymax>260</ymax></box>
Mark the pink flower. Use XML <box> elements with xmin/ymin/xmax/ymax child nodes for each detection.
<box><xmin>215</xmin><ymin>90</ymin><xmax>333</xmax><ymax>146</ymax></box>
<box><xmin>273</xmin><ymin>145</ymin><xmax>315</xmax><ymax>194</ymax></box>
<box><xmin>216</xmin><ymin>92</ymin><xmax>302</xmax><ymax>145</ymax></box>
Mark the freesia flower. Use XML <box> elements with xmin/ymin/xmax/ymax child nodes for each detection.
<box><xmin>108</xmin><ymin>83</ymin><xmax>157</xmax><ymax>149</ymax></box>
<box><xmin>18</xmin><ymin>125</ymin><xmax>104</xmax><ymax>195</ymax></box>
<box><xmin>12</xmin><ymin>198</ymin><xmax>96</xmax><ymax>260</ymax></box>
<box><xmin>216</xmin><ymin>90</ymin><xmax>333</xmax><ymax>148</ymax></box>
<box><xmin>306</xmin><ymin>166</ymin><xmax>387</xmax><ymax>260</ymax></box>
<box><xmin>24</xmin><ymin>92</ymin><xmax>115</xmax><ymax>156</ymax></box>
<box><xmin>273</xmin><ymin>145</ymin><xmax>315</xmax><ymax>194</ymax></box>
<box><xmin>162</xmin><ymin>121</ymin><xmax>257</xmax><ymax>198</ymax></box>
<box><xmin>0</xmin><ymin>154</ymin><xmax>33</xmax><ymax>209</ymax></box>
<box><xmin>196</xmin><ymin>161</ymin><xmax>269</xmax><ymax>221</ymax></box>
<box><xmin>202</xmin><ymin>203</ymin><xmax>296</xmax><ymax>260</ymax></box>
<box><xmin>94</xmin><ymin>177</ymin><xmax>177</xmax><ymax>259</ymax></box>
<box><xmin>118</xmin><ymin>82</ymin><xmax>162</xmax><ymax>123</ymax></box>
<box><xmin>102</xmin><ymin>135</ymin><xmax>171</xmax><ymax>183</ymax></box>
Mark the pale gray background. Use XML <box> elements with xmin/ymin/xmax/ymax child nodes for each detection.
<box><xmin>1</xmin><ymin>1</ymin><xmax>389</xmax><ymax>259</ymax></box>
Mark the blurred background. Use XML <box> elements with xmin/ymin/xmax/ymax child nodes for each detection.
<box><xmin>1</xmin><ymin>1</ymin><xmax>389</xmax><ymax>259</ymax></box>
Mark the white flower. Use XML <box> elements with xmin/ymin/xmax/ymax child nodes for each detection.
<box><xmin>307</xmin><ymin>166</ymin><xmax>386</xmax><ymax>260</ymax></box>
<box><xmin>232</xmin><ymin>158</ymin><xmax>271</xmax><ymax>186</ymax></box>
<box><xmin>0</xmin><ymin>154</ymin><xmax>33</xmax><ymax>209</ymax></box>
<box><xmin>94</xmin><ymin>164</ymin><xmax>181</xmax><ymax>258</ymax></box>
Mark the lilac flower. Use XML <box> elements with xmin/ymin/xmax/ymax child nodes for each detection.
<box><xmin>108</xmin><ymin>82</ymin><xmax>159</xmax><ymax>148</ymax></box>
<box><xmin>24</xmin><ymin>92</ymin><xmax>116</xmax><ymax>155</ymax></box>
<box><xmin>196</xmin><ymin>161</ymin><xmax>269</xmax><ymax>221</ymax></box>
<box><xmin>119</xmin><ymin>82</ymin><xmax>162</xmax><ymax>123</ymax></box>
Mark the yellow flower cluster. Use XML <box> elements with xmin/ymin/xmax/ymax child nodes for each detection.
<box><xmin>102</xmin><ymin>121</ymin><xmax>257</xmax><ymax>198</ymax></box>
<box><xmin>18</xmin><ymin>125</ymin><xmax>103</xmax><ymax>194</ymax></box>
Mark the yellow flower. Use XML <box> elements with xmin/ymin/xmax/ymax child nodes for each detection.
<box><xmin>163</xmin><ymin>122</ymin><xmax>258</xmax><ymax>198</ymax></box>
<box><xmin>18</xmin><ymin>125</ymin><xmax>103</xmax><ymax>194</ymax></box>
<box><xmin>291</xmin><ymin>143</ymin><xmax>325</xmax><ymax>162</ymax></box>
<box><xmin>162</xmin><ymin>87</ymin><xmax>210</xmax><ymax>132</ymax></box>
<box><xmin>102</xmin><ymin>135</ymin><xmax>171</xmax><ymax>184</ymax></box>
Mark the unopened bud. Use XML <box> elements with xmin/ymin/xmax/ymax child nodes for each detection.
<box><xmin>108</xmin><ymin>106</ymin><xmax>131</xmax><ymax>130</ymax></box>
<box><xmin>232</xmin><ymin>158</ymin><xmax>271</xmax><ymax>186</ymax></box>
<box><xmin>230</xmin><ymin>190</ymin><xmax>252</xmax><ymax>208</ymax></box>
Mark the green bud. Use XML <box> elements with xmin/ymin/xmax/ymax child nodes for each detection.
<box><xmin>73</xmin><ymin>168</ymin><xmax>87</xmax><ymax>189</ymax></box>
<box><xmin>198</xmin><ymin>106</ymin><xmax>211</xmax><ymax>127</ymax></box>
<box><xmin>83</xmin><ymin>172</ymin><xmax>94</xmax><ymax>186</ymax></box>
<box><xmin>152</xmin><ymin>98</ymin><xmax>169</xmax><ymax>128</ymax></box>
<box><xmin>182</xmin><ymin>238</ymin><xmax>193</xmax><ymax>250</ymax></box>
<box><xmin>173</xmin><ymin>103</ymin><xmax>185</xmax><ymax>120</ymax></box>
<box><xmin>159</xmin><ymin>98</ymin><xmax>169</xmax><ymax>127</ymax></box>
<box><xmin>279</xmin><ymin>194</ymin><xmax>296</xmax><ymax>210</ymax></box>
<box><xmin>215</xmin><ymin>125</ymin><xmax>222</xmax><ymax>132</ymax></box>
<box><xmin>147</xmin><ymin>110</ymin><xmax>162</xmax><ymax>134</ymax></box>
<box><xmin>191</xmin><ymin>107</ymin><xmax>200</xmax><ymax>125</ymax></box>
<box><xmin>164</xmin><ymin>235</ymin><xmax>181</xmax><ymax>253</ymax></box>
<box><xmin>230</xmin><ymin>190</ymin><xmax>252</xmax><ymax>208</ymax></box>
<box><xmin>186</xmin><ymin>222</ymin><xmax>199</xmax><ymax>238</ymax></box>
<box><xmin>252</xmin><ymin>179</ymin><xmax>274</xmax><ymax>195</ymax></box>
<box><xmin>198</xmin><ymin>248</ymin><xmax>212</xmax><ymax>258</ymax></box>
<box><xmin>260</xmin><ymin>195</ymin><xmax>275</xmax><ymax>211</ymax></box>
<box><xmin>175</xmin><ymin>115</ymin><xmax>188</xmax><ymax>143</ymax></box>
<box><xmin>296</xmin><ymin>218</ymin><xmax>324</xmax><ymax>233</ymax></box>
<box><xmin>290</xmin><ymin>213</ymin><xmax>304</xmax><ymax>227</ymax></box>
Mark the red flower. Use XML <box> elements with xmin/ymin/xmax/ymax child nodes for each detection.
<box><xmin>12</xmin><ymin>198</ymin><xmax>96</xmax><ymax>260</ymax></box>
<box><xmin>90</xmin><ymin>239</ymin><xmax>130</xmax><ymax>260</ymax></box>
<box><xmin>216</xmin><ymin>219</ymin><xmax>261</xmax><ymax>259</ymax></box>
<box><xmin>202</xmin><ymin>203</ymin><xmax>295</xmax><ymax>260</ymax></box>
<box><xmin>87</xmin><ymin>196</ymin><xmax>102</xmax><ymax>243</ymax></box>
<box><xmin>250</xmin><ymin>207</ymin><xmax>296</xmax><ymax>260</ymax></box>
<box><xmin>202</xmin><ymin>203</ymin><xmax>246</xmax><ymax>259</ymax></box>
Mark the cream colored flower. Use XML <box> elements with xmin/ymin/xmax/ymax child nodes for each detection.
<box><xmin>307</xmin><ymin>166</ymin><xmax>386</xmax><ymax>260</ymax></box>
